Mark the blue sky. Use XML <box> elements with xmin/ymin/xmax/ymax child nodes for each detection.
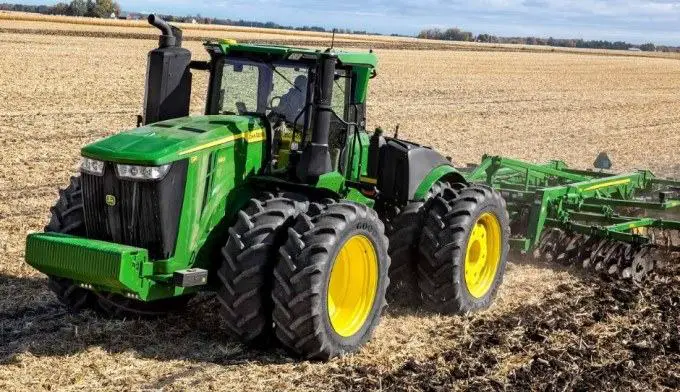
<box><xmin>19</xmin><ymin>1</ymin><xmax>680</xmax><ymax>45</ymax></box>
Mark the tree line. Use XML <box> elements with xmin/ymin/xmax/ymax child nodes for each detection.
<box><xmin>153</xmin><ymin>14</ymin><xmax>374</xmax><ymax>35</ymax></box>
<box><xmin>1</xmin><ymin>1</ymin><xmax>120</xmax><ymax>18</ymax></box>
<box><xmin>419</xmin><ymin>28</ymin><xmax>678</xmax><ymax>52</ymax></box>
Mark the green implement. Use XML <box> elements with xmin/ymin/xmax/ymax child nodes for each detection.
<box><xmin>464</xmin><ymin>155</ymin><xmax>680</xmax><ymax>281</ymax></box>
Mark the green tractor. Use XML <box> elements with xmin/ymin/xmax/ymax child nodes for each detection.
<box><xmin>25</xmin><ymin>15</ymin><xmax>510</xmax><ymax>359</ymax></box>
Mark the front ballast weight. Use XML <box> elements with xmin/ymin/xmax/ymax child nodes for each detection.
<box><xmin>462</xmin><ymin>155</ymin><xmax>680</xmax><ymax>282</ymax></box>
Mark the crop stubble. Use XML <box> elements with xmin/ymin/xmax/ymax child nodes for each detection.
<box><xmin>0</xmin><ymin>22</ymin><xmax>678</xmax><ymax>391</ymax></box>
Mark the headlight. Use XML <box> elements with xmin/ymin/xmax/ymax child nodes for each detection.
<box><xmin>116</xmin><ymin>164</ymin><xmax>171</xmax><ymax>181</ymax></box>
<box><xmin>80</xmin><ymin>157</ymin><xmax>105</xmax><ymax>176</ymax></box>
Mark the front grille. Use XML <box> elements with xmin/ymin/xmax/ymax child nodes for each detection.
<box><xmin>82</xmin><ymin>160</ymin><xmax>188</xmax><ymax>260</ymax></box>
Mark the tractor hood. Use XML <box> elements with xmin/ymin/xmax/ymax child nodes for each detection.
<box><xmin>81</xmin><ymin>115</ymin><xmax>267</xmax><ymax>165</ymax></box>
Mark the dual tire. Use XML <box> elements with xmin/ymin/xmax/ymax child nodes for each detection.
<box><xmin>218</xmin><ymin>198</ymin><xmax>390</xmax><ymax>359</ymax></box>
<box><xmin>417</xmin><ymin>184</ymin><xmax>510</xmax><ymax>313</ymax></box>
<box><xmin>216</xmin><ymin>193</ymin><xmax>310</xmax><ymax>343</ymax></box>
<box><xmin>384</xmin><ymin>182</ymin><xmax>510</xmax><ymax>313</ymax></box>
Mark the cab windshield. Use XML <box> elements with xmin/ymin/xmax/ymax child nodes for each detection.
<box><xmin>216</xmin><ymin>59</ymin><xmax>310</xmax><ymax>126</ymax></box>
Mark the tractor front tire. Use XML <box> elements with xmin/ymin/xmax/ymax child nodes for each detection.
<box><xmin>217</xmin><ymin>193</ymin><xmax>309</xmax><ymax>344</ymax></box>
<box><xmin>272</xmin><ymin>201</ymin><xmax>390</xmax><ymax>360</ymax></box>
<box><xmin>48</xmin><ymin>276</ymin><xmax>93</xmax><ymax>312</ymax></box>
<box><xmin>45</xmin><ymin>176</ymin><xmax>95</xmax><ymax>312</ymax></box>
<box><xmin>417</xmin><ymin>183</ymin><xmax>510</xmax><ymax>314</ymax></box>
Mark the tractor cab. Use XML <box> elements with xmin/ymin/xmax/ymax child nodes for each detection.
<box><xmin>199</xmin><ymin>41</ymin><xmax>375</xmax><ymax>183</ymax></box>
<box><xmin>138</xmin><ymin>14</ymin><xmax>459</xmax><ymax>203</ymax></box>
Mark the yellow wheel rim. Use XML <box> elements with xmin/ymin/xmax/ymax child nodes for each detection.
<box><xmin>464</xmin><ymin>212</ymin><xmax>502</xmax><ymax>298</ymax></box>
<box><xmin>327</xmin><ymin>234</ymin><xmax>378</xmax><ymax>337</ymax></box>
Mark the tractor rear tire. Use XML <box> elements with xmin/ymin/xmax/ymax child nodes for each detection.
<box><xmin>417</xmin><ymin>183</ymin><xmax>510</xmax><ymax>314</ymax></box>
<box><xmin>383</xmin><ymin>182</ymin><xmax>447</xmax><ymax>293</ymax></box>
<box><xmin>217</xmin><ymin>193</ymin><xmax>309</xmax><ymax>344</ymax></box>
<box><xmin>45</xmin><ymin>176</ymin><xmax>95</xmax><ymax>312</ymax></box>
<box><xmin>383</xmin><ymin>202</ymin><xmax>425</xmax><ymax>285</ymax></box>
<box><xmin>272</xmin><ymin>201</ymin><xmax>390</xmax><ymax>360</ymax></box>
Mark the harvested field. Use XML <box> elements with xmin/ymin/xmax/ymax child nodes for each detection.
<box><xmin>0</xmin><ymin>16</ymin><xmax>679</xmax><ymax>391</ymax></box>
<box><xmin>4</xmin><ymin>11</ymin><xmax>680</xmax><ymax>56</ymax></box>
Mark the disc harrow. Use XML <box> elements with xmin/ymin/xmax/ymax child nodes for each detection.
<box><xmin>462</xmin><ymin>155</ymin><xmax>680</xmax><ymax>283</ymax></box>
<box><xmin>532</xmin><ymin>228</ymin><xmax>660</xmax><ymax>282</ymax></box>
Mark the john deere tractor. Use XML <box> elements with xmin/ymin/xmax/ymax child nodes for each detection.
<box><xmin>25</xmin><ymin>16</ymin><xmax>510</xmax><ymax>359</ymax></box>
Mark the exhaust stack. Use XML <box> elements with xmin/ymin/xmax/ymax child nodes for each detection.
<box><xmin>142</xmin><ymin>14</ymin><xmax>192</xmax><ymax>125</ymax></box>
<box><xmin>296</xmin><ymin>52</ymin><xmax>337</xmax><ymax>183</ymax></box>
<box><xmin>148</xmin><ymin>14</ymin><xmax>183</xmax><ymax>48</ymax></box>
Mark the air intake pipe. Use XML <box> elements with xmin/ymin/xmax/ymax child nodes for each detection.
<box><xmin>142</xmin><ymin>14</ymin><xmax>191</xmax><ymax>125</ymax></box>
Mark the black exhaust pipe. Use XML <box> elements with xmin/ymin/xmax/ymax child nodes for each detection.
<box><xmin>148</xmin><ymin>14</ymin><xmax>183</xmax><ymax>48</ymax></box>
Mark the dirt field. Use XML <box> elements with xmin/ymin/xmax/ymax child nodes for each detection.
<box><xmin>1</xmin><ymin>15</ymin><xmax>679</xmax><ymax>391</ymax></box>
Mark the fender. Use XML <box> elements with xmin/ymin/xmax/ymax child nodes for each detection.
<box><xmin>413</xmin><ymin>164</ymin><xmax>467</xmax><ymax>201</ymax></box>
<box><xmin>376</xmin><ymin>138</ymin><xmax>467</xmax><ymax>203</ymax></box>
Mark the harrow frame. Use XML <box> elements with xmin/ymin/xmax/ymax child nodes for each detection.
<box><xmin>463</xmin><ymin>156</ymin><xmax>680</xmax><ymax>257</ymax></box>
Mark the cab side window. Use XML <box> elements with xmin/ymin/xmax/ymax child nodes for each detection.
<box><xmin>328</xmin><ymin>70</ymin><xmax>351</xmax><ymax>170</ymax></box>
<box><xmin>331</xmin><ymin>72</ymin><xmax>348</xmax><ymax>119</ymax></box>
<box><xmin>219</xmin><ymin>63</ymin><xmax>260</xmax><ymax>114</ymax></box>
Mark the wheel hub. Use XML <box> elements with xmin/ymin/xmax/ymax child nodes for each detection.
<box><xmin>327</xmin><ymin>234</ymin><xmax>378</xmax><ymax>337</ymax></box>
<box><xmin>464</xmin><ymin>212</ymin><xmax>502</xmax><ymax>298</ymax></box>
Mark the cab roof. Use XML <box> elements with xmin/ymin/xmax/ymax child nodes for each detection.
<box><xmin>205</xmin><ymin>40</ymin><xmax>378</xmax><ymax>69</ymax></box>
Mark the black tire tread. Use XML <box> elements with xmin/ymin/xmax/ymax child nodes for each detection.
<box><xmin>47</xmin><ymin>275</ymin><xmax>93</xmax><ymax>312</ymax></box>
<box><xmin>272</xmin><ymin>201</ymin><xmax>390</xmax><ymax>360</ymax></box>
<box><xmin>383</xmin><ymin>182</ymin><xmax>447</xmax><ymax>285</ymax></box>
<box><xmin>45</xmin><ymin>176</ymin><xmax>85</xmax><ymax>235</ymax></box>
<box><xmin>45</xmin><ymin>176</ymin><xmax>94</xmax><ymax>312</ymax></box>
<box><xmin>217</xmin><ymin>193</ymin><xmax>309</xmax><ymax>343</ymax></box>
<box><xmin>417</xmin><ymin>183</ymin><xmax>510</xmax><ymax>314</ymax></box>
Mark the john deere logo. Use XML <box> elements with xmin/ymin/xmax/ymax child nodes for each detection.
<box><xmin>105</xmin><ymin>194</ymin><xmax>116</xmax><ymax>206</ymax></box>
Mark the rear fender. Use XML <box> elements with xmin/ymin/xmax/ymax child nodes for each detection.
<box><xmin>413</xmin><ymin>165</ymin><xmax>467</xmax><ymax>201</ymax></box>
